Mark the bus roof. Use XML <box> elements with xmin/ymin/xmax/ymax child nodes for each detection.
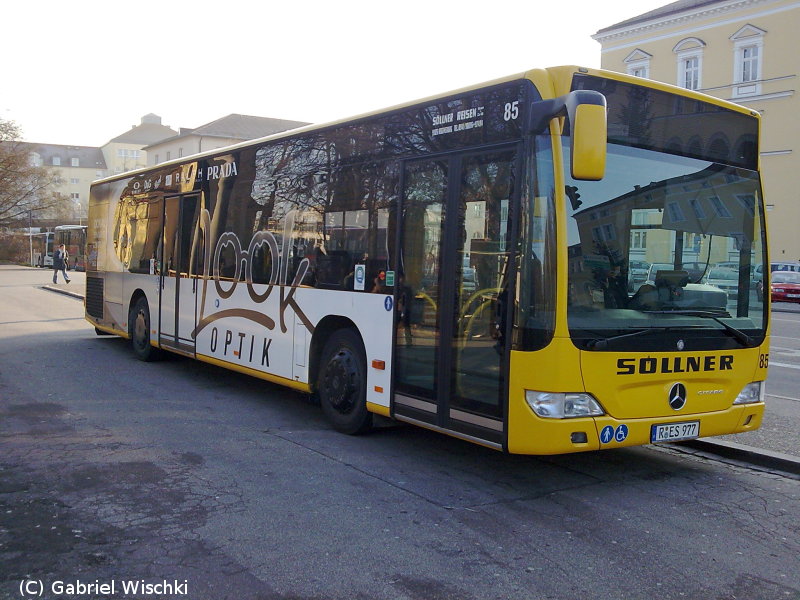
<box><xmin>91</xmin><ymin>65</ymin><xmax>759</xmax><ymax>187</ymax></box>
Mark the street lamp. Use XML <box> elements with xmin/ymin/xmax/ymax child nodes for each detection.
<box><xmin>73</xmin><ymin>198</ymin><xmax>83</xmax><ymax>226</ymax></box>
<box><xmin>28</xmin><ymin>209</ymin><xmax>33</xmax><ymax>266</ymax></box>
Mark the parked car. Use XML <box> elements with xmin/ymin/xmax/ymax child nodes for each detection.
<box><xmin>770</xmin><ymin>271</ymin><xmax>800</xmax><ymax>303</ymax></box>
<box><xmin>630</xmin><ymin>262</ymin><xmax>727</xmax><ymax>311</ymax></box>
<box><xmin>754</xmin><ymin>261</ymin><xmax>800</xmax><ymax>284</ymax></box>
<box><xmin>715</xmin><ymin>261</ymin><xmax>754</xmax><ymax>276</ymax></box>
<box><xmin>754</xmin><ymin>261</ymin><xmax>800</xmax><ymax>301</ymax></box>
<box><xmin>644</xmin><ymin>262</ymin><xmax>708</xmax><ymax>285</ymax></box>
<box><xmin>704</xmin><ymin>267</ymin><xmax>739</xmax><ymax>299</ymax></box>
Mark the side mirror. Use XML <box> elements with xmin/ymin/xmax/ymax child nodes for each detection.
<box><xmin>565</xmin><ymin>91</ymin><xmax>606</xmax><ymax>181</ymax></box>
<box><xmin>530</xmin><ymin>89</ymin><xmax>607</xmax><ymax>181</ymax></box>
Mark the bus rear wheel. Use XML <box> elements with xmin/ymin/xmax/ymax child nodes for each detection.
<box><xmin>317</xmin><ymin>329</ymin><xmax>372</xmax><ymax>434</ymax></box>
<box><xmin>129</xmin><ymin>297</ymin><xmax>162</xmax><ymax>362</ymax></box>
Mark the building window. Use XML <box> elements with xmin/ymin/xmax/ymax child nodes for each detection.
<box><xmin>624</xmin><ymin>48</ymin><xmax>652</xmax><ymax>79</ymax></box>
<box><xmin>730</xmin><ymin>25</ymin><xmax>766</xmax><ymax>97</ymax></box>
<box><xmin>673</xmin><ymin>38</ymin><xmax>705</xmax><ymax>91</ymax></box>
<box><xmin>631</xmin><ymin>230</ymin><xmax>647</xmax><ymax>249</ymax></box>
<box><xmin>681</xmin><ymin>56</ymin><xmax>700</xmax><ymax>90</ymax></box>
<box><xmin>70</xmin><ymin>178</ymin><xmax>80</xmax><ymax>185</ymax></box>
<box><xmin>71</xmin><ymin>157</ymin><xmax>79</xmax><ymax>167</ymax></box>
<box><xmin>117</xmin><ymin>149</ymin><xmax>142</xmax><ymax>159</ymax></box>
<box><xmin>52</xmin><ymin>157</ymin><xmax>61</xmax><ymax>166</ymax></box>
<box><xmin>709</xmin><ymin>196</ymin><xmax>733</xmax><ymax>218</ymax></box>
<box><xmin>166</xmin><ymin>151</ymin><xmax>171</xmax><ymax>161</ymax></box>
<box><xmin>667</xmin><ymin>202</ymin><xmax>686</xmax><ymax>223</ymax></box>
<box><xmin>689</xmin><ymin>198</ymin><xmax>706</xmax><ymax>219</ymax></box>
<box><xmin>178</xmin><ymin>147</ymin><xmax>184</xmax><ymax>158</ymax></box>
<box><xmin>741</xmin><ymin>45</ymin><xmax>759</xmax><ymax>82</ymax></box>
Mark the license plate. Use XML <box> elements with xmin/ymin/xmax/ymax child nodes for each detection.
<box><xmin>788</xmin><ymin>294</ymin><xmax>800</xmax><ymax>298</ymax></box>
<box><xmin>651</xmin><ymin>421</ymin><xmax>700</xmax><ymax>443</ymax></box>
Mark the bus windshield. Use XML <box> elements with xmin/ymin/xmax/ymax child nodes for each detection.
<box><xmin>562</xmin><ymin>75</ymin><xmax>766</xmax><ymax>351</ymax></box>
<box><xmin>564</xmin><ymin>143</ymin><xmax>767</xmax><ymax>350</ymax></box>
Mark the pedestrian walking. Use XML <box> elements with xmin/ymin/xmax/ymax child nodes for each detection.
<box><xmin>52</xmin><ymin>244</ymin><xmax>71</xmax><ymax>284</ymax></box>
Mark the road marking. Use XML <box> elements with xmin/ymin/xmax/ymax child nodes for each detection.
<box><xmin>769</xmin><ymin>361</ymin><xmax>800</xmax><ymax>370</ymax></box>
<box><xmin>771</xmin><ymin>348</ymin><xmax>800</xmax><ymax>358</ymax></box>
<box><xmin>766</xmin><ymin>393</ymin><xmax>800</xmax><ymax>403</ymax></box>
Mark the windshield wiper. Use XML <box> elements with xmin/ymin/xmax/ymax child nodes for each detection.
<box><xmin>586</xmin><ymin>325</ymin><xmax>703</xmax><ymax>350</ymax></box>
<box><xmin>643</xmin><ymin>310</ymin><xmax>754</xmax><ymax>346</ymax></box>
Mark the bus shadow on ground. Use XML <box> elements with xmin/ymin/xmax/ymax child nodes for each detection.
<box><xmin>30</xmin><ymin>330</ymin><xmax>730</xmax><ymax>513</ymax></box>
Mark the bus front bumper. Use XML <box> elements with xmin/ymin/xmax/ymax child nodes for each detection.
<box><xmin>506</xmin><ymin>402</ymin><xmax>764</xmax><ymax>455</ymax></box>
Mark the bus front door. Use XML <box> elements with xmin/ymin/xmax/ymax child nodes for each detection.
<box><xmin>160</xmin><ymin>194</ymin><xmax>200</xmax><ymax>355</ymax></box>
<box><xmin>393</xmin><ymin>149</ymin><xmax>517</xmax><ymax>447</ymax></box>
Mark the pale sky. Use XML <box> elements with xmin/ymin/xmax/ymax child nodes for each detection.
<box><xmin>3</xmin><ymin>0</ymin><xmax>670</xmax><ymax>147</ymax></box>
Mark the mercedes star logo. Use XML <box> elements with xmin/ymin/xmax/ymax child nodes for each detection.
<box><xmin>669</xmin><ymin>382</ymin><xmax>687</xmax><ymax>410</ymax></box>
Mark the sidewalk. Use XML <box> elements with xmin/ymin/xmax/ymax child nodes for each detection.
<box><xmin>41</xmin><ymin>265</ymin><xmax>86</xmax><ymax>300</ymax></box>
<box><xmin>42</xmin><ymin>282</ymin><xmax>84</xmax><ymax>300</ymax></box>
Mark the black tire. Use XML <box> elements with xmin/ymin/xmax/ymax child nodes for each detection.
<box><xmin>317</xmin><ymin>329</ymin><xmax>372</xmax><ymax>434</ymax></box>
<box><xmin>128</xmin><ymin>296</ymin><xmax>162</xmax><ymax>362</ymax></box>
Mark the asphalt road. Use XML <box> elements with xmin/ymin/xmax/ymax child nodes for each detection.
<box><xmin>1</xmin><ymin>265</ymin><xmax>799</xmax><ymax>600</ymax></box>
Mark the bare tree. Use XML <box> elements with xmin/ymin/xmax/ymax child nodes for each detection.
<box><xmin>0</xmin><ymin>119</ymin><xmax>65</xmax><ymax>228</ymax></box>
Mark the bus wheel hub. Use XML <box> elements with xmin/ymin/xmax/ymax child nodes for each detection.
<box><xmin>326</xmin><ymin>351</ymin><xmax>356</xmax><ymax>413</ymax></box>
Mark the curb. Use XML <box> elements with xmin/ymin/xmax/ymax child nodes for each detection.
<box><xmin>678</xmin><ymin>438</ymin><xmax>800</xmax><ymax>476</ymax></box>
<box><xmin>41</xmin><ymin>284</ymin><xmax>84</xmax><ymax>301</ymax></box>
<box><xmin>772</xmin><ymin>304</ymin><xmax>800</xmax><ymax>313</ymax></box>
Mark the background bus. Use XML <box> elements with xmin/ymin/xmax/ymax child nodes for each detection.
<box><xmin>55</xmin><ymin>225</ymin><xmax>87</xmax><ymax>271</ymax></box>
<box><xmin>30</xmin><ymin>231</ymin><xmax>54</xmax><ymax>268</ymax></box>
<box><xmin>85</xmin><ymin>66</ymin><xmax>768</xmax><ymax>455</ymax></box>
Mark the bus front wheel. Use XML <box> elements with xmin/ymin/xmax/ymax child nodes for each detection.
<box><xmin>317</xmin><ymin>329</ymin><xmax>372</xmax><ymax>435</ymax></box>
<box><xmin>129</xmin><ymin>297</ymin><xmax>162</xmax><ymax>362</ymax></box>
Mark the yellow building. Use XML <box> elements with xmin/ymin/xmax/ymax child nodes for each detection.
<box><xmin>25</xmin><ymin>143</ymin><xmax>107</xmax><ymax>223</ymax></box>
<box><xmin>593</xmin><ymin>0</ymin><xmax>800</xmax><ymax>261</ymax></box>
<box><xmin>103</xmin><ymin>114</ymin><xmax>178</xmax><ymax>175</ymax></box>
<box><xmin>143</xmin><ymin>114</ymin><xmax>309</xmax><ymax>167</ymax></box>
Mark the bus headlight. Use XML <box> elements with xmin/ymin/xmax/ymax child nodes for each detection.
<box><xmin>733</xmin><ymin>381</ymin><xmax>765</xmax><ymax>405</ymax></box>
<box><xmin>525</xmin><ymin>391</ymin><xmax>605</xmax><ymax>419</ymax></box>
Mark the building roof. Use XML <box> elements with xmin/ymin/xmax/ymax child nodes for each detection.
<box><xmin>108</xmin><ymin>114</ymin><xmax>178</xmax><ymax>145</ymax></box>
<box><xmin>22</xmin><ymin>142</ymin><xmax>107</xmax><ymax>169</ymax></box>
<box><xmin>596</xmin><ymin>0</ymin><xmax>723</xmax><ymax>34</ymax></box>
<box><xmin>144</xmin><ymin>114</ymin><xmax>310</xmax><ymax>149</ymax></box>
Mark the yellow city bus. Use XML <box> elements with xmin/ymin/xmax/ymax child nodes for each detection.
<box><xmin>85</xmin><ymin>66</ymin><xmax>768</xmax><ymax>454</ymax></box>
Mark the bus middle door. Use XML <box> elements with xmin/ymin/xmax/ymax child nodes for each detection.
<box><xmin>393</xmin><ymin>148</ymin><xmax>518</xmax><ymax>447</ymax></box>
<box><xmin>160</xmin><ymin>194</ymin><xmax>200</xmax><ymax>355</ymax></box>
